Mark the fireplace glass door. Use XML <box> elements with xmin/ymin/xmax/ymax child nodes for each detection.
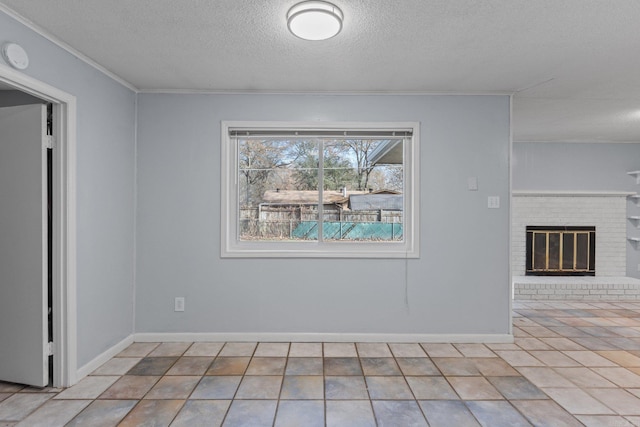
<box><xmin>526</xmin><ymin>226</ymin><xmax>595</xmax><ymax>276</ymax></box>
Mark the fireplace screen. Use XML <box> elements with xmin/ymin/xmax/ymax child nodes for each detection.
<box><xmin>526</xmin><ymin>226</ymin><xmax>595</xmax><ymax>276</ymax></box>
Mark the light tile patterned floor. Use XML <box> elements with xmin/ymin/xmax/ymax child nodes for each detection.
<box><xmin>1</xmin><ymin>300</ymin><xmax>640</xmax><ymax>426</ymax></box>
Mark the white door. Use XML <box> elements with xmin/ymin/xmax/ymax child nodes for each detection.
<box><xmin>0</xmin><ymin>104</ymin><xmax>49</xmax><ymax>387</ymax></box>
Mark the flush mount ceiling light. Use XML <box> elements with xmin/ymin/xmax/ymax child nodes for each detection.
<box><xmin>287</xmin><ymin>1</ymin><xmax>343</xmax><ymax>41</ymax></box>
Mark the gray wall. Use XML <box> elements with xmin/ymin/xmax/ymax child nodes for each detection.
<box><xmin>136</xmin><ymin>93</ymin><xmax>511</xmax><ymax>336</ymax></box>
<box><xmin>1</xmin><ymin>12</ymin><xmax>137</xmax><ymax>366</ymax></box>
<box><xmin>513</xmin><ymin>142</ymin><xmax>640</xmax><ymax>278</ymax></box>
<box><xmin>0</xmin><ymin>8</ymin><xmax>512</xmax><ymax>364</ymax></box>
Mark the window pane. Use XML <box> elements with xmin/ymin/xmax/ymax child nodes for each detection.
<box><xmin>322</xmin><ymin>139</ymin><xmax>404</xmax><ymax>242</ymax></box>
<box><xmin>237</xmin><ymin>136</ymin><xmax>405</xmax><ymax>243</ymax></box>
<box><xmin>238</xmin><ymin>138</ymin><xmax>319</xmax><ymax>241</ymax></box>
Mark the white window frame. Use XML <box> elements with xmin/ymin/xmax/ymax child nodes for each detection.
<box><xmin>221</xmin><ymin>121</ymin><xmax>420</xmax><ymax>258</ymax></box>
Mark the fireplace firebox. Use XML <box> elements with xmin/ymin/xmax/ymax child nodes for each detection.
<box><xmin>526</xmin><ymin>226</ymin><xmax>595</xmax><ymax>276</ymax></box>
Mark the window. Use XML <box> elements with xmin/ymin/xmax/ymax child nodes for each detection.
<box><xmin>221</xmin><ymin>122</ymin><xmax>420</xmax><ymax>258</ymax></box>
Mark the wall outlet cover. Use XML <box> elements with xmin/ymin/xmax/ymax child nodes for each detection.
<box><xmin>488</xmin><ymin>196</ymin><xmax>500</xmax><ymax>209</ymax></box>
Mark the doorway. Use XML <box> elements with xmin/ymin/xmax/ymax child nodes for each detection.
<box><xmin>0</xmin><ymin>66</ymin><xmax>77</xmax><ymax>388</ymax></box>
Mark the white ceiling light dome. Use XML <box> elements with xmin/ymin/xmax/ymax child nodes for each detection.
<box><xmin>287</xmin><ymin>1</ymin><xmax>343</xmax><ymax>41</ymax></box>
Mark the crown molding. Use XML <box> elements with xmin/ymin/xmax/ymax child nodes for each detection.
<box><xmin>139</xmin><ymin>88</ymin><xmax>514</xmax><ymax>96</ymax></box>
<box><xmin>0</xmin><ymin>3</ymin><xmax>138</xmax><ymax>92</ymax></box>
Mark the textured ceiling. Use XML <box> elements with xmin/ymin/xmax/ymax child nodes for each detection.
<box><xmin>2</xmin><ymin>0</ymin><xmax>640</xmax><ymax>142</ymax></box>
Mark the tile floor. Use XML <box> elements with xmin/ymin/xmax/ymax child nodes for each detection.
<box><xmin>1</xmin><ymin>300</ymin><xmax>640</xmax><ymax>426</ymax></box>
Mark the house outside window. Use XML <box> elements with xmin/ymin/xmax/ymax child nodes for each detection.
<box><xmin>221</xmin><ymin>121</ymin><xmax>420</xmax><ymax>258</ymax></box>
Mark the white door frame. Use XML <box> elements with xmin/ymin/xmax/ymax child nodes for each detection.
<box><xmin>0</xmin><ymin>63</ymin><xmax>77</xmax><ymax>387</ymax></box>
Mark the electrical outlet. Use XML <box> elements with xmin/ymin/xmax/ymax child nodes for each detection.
<box><xmin>174</xmin><ymin>297</ymin><xmax>185</xmax><ymax>312</ymax></box>
<box><xmin>637</xmin><ymin>263</ymin><xmax>640</xmax><ymax>272</ymax></box>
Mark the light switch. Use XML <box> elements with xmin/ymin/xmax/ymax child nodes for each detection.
<box><xmin>488</xmin><ymin>196</ymin><xmax>500</xmax><ymax>209</ymax></box>
<box><xmin>467</xmin><ymin>177</ymin><xmax>478</xmax><ymax>191</ymax></box>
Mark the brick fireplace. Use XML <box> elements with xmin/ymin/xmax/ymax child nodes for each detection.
<box><xmin>512</xmin><ymin>192</ymin><xmax>628</xmax><ymax>277</ymax></box>
<box><xmin>512</xmin><ymin>191</ymin><xmax>640</xmax><ymax>300</ymax></box>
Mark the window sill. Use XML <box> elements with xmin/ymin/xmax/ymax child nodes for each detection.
<box><xmin>221</xmin><ymin>242</ymin><xmax>419</xmax><ymax>259</ymax></box>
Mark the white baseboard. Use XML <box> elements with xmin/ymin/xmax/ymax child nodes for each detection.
<box><xmin>134</xmin><ymin>332</ymin><xmax>514</xmax><ymax>344</ymax></box>
<box><xmin>76</xmin><ymin>334</ymin><xmax>134</xmax><ymax>381</ymax></box>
